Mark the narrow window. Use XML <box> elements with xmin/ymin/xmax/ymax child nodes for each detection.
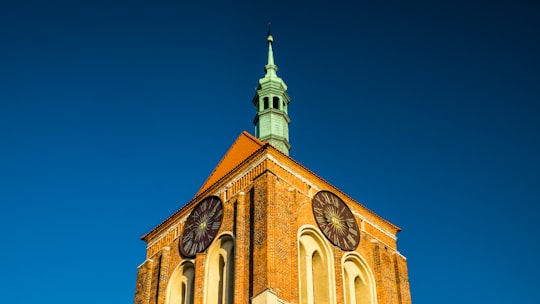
<box><xmin>263</xmin><ymin>97</ymin><xmax>269</xmax><ymax>110</ymax></box>
<box><xmin>166</xmin><ymin>262</ymin><xmax>195</xmax><ymax>304</ymax></box>
<box><xmin>343</xmin><ymin>256</ymin><xmax>376</xmax><ymax>304</ymax></box>
<box><xmin>183</xmin><ymin>265</ymin><xmax>195</xmax><ymax>304</ymax></box>
<box><xmin>205</xmin><ymin>235</ymin><xmax>235</xmax><ymax>304</ymax></box>
<box><xmin>218</xmin><ymin>256</ymin><xmax>225</xmax><ymax>304</ymax></box>
<box><xmin>155</xmin><ymin>255</ymin><xmax>162</xmax><ymax>304</ymax></box>
<box><xmin>273</xmin><ymin>97</ymin><xmax>280</xmax><ymax>109</ymax></box>
<box><xmin>299</xmin><ymin>228</ymin><xmax>334</xmax><ymax>304</ymax></box>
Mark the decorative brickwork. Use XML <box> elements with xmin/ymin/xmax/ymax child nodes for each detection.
<box><xmin>134</xmin><ymin>133</ymin><xmax>412</xmax><ymax>304</ymax></box>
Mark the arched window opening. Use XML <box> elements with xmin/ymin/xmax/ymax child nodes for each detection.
<box><xmin>273</xmin><ymin>97</ymin><xmax>280</xmax><ymax>110</ymax></box>
<box><xmin>263</xmin><ymin>97</ymin><xmax>269</xmax><ymax>110</ymax></box>
<box><xmin>166</xmin><ymin>262</ymin><xmax>195</xmax><ymax>304</ymax></box>
<box><xmin>205</xmin><ymin>234</ymin><xmax>235</xmax><ymax>304</ymax></box>
<box><xmin>343</xmin><ymin>255</ymin><xmax>376</xmax><ymax>304</ymax></box>
<box><xmin>298</xmin><ymin>227</ymin><xmax>334</xmax><ymax>304</ymax></box>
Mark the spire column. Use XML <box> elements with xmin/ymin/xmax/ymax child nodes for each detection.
<box><xmin>252</xmin><ymin>32</ymin><xmax>291</xmax><ymax>155</ymax></box>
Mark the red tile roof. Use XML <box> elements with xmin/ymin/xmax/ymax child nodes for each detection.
<box><xmin>195</xmin><ymin>131</ymin><xmax>264</xmax><ymax>196</ymax></box>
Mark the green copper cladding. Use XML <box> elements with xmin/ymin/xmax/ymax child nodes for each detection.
<box><xmin>252</xmin><ymin>33</ymin><xmax>291</xmax><ymax>155</ymax></box>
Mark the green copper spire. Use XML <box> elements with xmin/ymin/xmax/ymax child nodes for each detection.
<box><xmin>253</xmin><ymin>30</ymin><xmax>291</xmax><ymax>155</ymax></box>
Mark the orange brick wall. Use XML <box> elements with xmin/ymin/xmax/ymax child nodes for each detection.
<box><xmin>133</xmin><ymin>150</ymin><xmax>411</xmax><ymax>304</ymax></box>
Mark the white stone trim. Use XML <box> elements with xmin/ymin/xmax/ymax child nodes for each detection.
<box><xmin>146</xmin><ymin>214</ymin><xmax>188</xmax><ymax>249</ymax></box>
<box><xmin>213</xmin><ymin>154</ymin><xmax>320</xmax><ymax>200</ymax></box>
<box><xmin>393</xmin><ymin>251</ymin><xmax>407</xmax><ymax>260</ymax></box>
<box><xmin>266</xmin><ymin>154</ymin><xmax>321</xmax><ymax>195</ymax></box>
<box><xmin>146</xmin><ymin>151</ymin><xmax>396</xmax><ymax>251</ymax></box>
<box><xmin>137</xmin><ymin>258</ymin><xmax>153</xmax><ymax>269</ymax></box>
<box><xmin>251</xmin><ymin>288</ymin><xmax>290</xmax><ymax>304</ymax></box>
<box><xmin>351</xmin><ymin>210</ymin><xmax>397</xmax><ymax>241</ymax></box>
<box><xmin>368</xmin><ymin>237</ymin><xmax>397</xmax><ymax>255</ymax></box>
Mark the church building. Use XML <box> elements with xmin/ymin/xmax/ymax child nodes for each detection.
<box><xmin>133</xmin><ymin>32</ymin><xmax>412</xmax><ymax>304</ymax></box>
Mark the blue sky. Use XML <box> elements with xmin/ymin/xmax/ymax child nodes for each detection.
<box><xmin>1</xmin><ymin>0</ymin><xmax>539</xmax><ymax>303</ymax></box>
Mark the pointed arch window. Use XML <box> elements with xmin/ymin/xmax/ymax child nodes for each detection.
<box><xmin>342</xmin><ymin>254</ymin><xmax>377</xmax><ymax>304</ymax></box>
<box><xmin>166</xmin><ymin>261</ymin><xmax>195</xmax><ymax>304</ymax></box>
<box><xmin>298</xmin><ymin>227</ymin><xmax>335</xmax><ymax>304</ymax></box>
<box><xmin>205</xmin><ymin>234</ymin><xmax>235</xmax><ymax>304</ymax></box>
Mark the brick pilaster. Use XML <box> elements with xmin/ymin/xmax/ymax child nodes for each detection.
<box><xmin>250</xmin><ymin>172</ymin><xmax>270</xmax><ymax>296</ymax></box>
<box><xmin>235</xmin><ymin>191</ymin><xmax>251</xmax><ymax>303</ymax></box>
<box><xmin>134</xmin><ymin>259</ymin><xmax>154</xmax><ymax>304</ymax></box>
<box><xmin>393</xmin><ymin>253</ymin><xmax>412</xmax><ymax>304</ymax></box>
<box><xmin>156</xmin><ymin>247</ymin><xmax>170</xmax><ymax>304</ymax></box>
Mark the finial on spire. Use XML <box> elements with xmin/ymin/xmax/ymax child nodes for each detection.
<box><xmin>265</xmin><ymin>23</ymin><xmax>276</xmax><ymax>69</ymax></box>
<box><xmin>267</xmin><ymin>22</ymin><xmax>273</xmax><ymax>43</ymax></box>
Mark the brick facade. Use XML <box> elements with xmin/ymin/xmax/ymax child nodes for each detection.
<box><xmin>134</xmin><ymin>135</ymin><xmax>411</xmax><ymax>304</ymax></box>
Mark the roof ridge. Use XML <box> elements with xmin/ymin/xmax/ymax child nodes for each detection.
<box><xmin>195</xmin><ymin>131</ymin><xmax>264</xmax><ymax>196</ymax></box>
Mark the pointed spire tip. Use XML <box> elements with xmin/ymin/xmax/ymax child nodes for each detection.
<box><xmin>267</xmin><ymin>21</ymin><xmax>273</xmax><ymax>43</ymax></box>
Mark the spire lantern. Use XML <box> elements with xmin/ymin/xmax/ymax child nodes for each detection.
<box><xmin>252</xmin><ymin>31</ymin><xmax>291</xmax><ymax>155</ymax></box>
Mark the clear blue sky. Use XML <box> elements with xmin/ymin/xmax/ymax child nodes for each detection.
<box><xmin>1</xmin><ymin>0</ymin><xmax>539</xmax><ymax>303</ymax></box>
